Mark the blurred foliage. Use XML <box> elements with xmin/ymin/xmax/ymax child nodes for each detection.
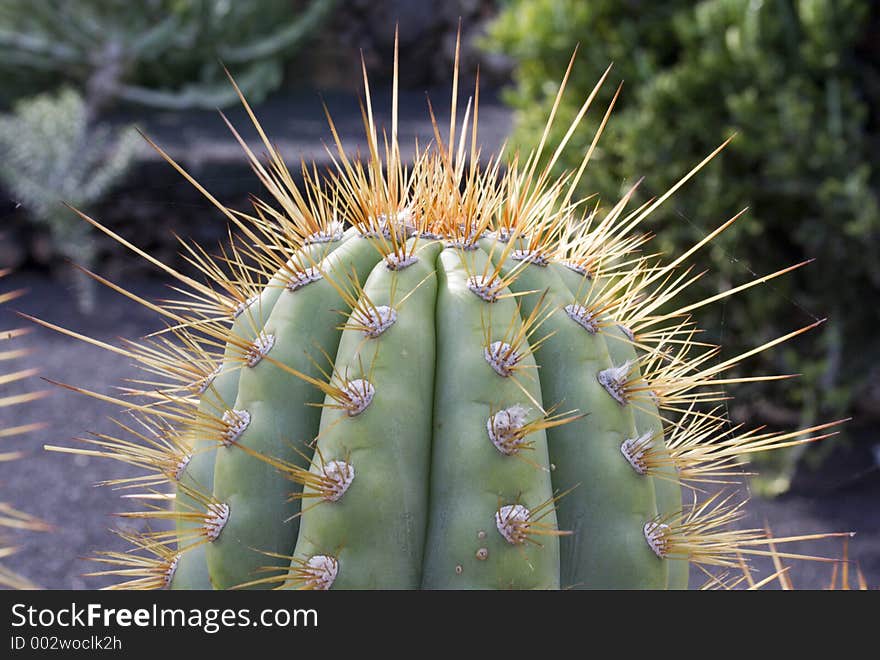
<box><xmin>0</xmin><ymin>0</ymin><xmax>336</xmax><ymax>112</ymax></box>
<box><xmin>0</xmin><ymin>88</ymin><xmax>140</xmax><ymax>311</ymax></box>
<box><xmin>0</xmin><ymin>0</ymin><xmax>336</xmax><ymax>312</ymax></box>
<box><xmin>485</xmin><ymin>0</ymin><xmax>880</xmax><ymax>492</ymax></box>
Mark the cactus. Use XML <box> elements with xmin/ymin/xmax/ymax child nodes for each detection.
<box><xmin>39</xmin><ymin>47</ymin><xmax>846</xmax><ymax>590</ymax></box>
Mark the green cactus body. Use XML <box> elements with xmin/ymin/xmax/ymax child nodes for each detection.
<box><xmin>551</xmin><ymin>262</ymin><xmax>687</xmax><ymax>589</ymax></box>
<box><xmin>171</xmin><ymin>236</ymin><xmax>349</xmax><ymax>590</ymax></box>
<box><xmin>170</xmin><ymin>230</ymin><xmax>685</xmax><ymax>589</ymax></box>
<box><xmin>421</xmin><ymin>246</ymin><xmax>559</xmax><ymax>590</ymax></box>
<box><xmin>484</xmin><ymin>243</ymin><xmax>665</xmax><ymax>589</ymax></box>
<box><xmin>204</xmin><ymin>233</ymin><xmax>383</xmax><ymax>589</ymax></box>
<box><xmin>171</xmin><ymin>277</ymin><xmax>280</xmax><ymax>590</ymax></box>
<box><xmin>602</xmin><ymin>325</ymin><xmax>687</xmax><ymax>590</ymax></box>
<box><xmin>290</xmin><ymin>238</ymin><xmax>441</xmax><ymax>589</ymax></box>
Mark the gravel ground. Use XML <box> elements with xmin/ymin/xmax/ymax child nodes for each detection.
<box><xmin>1</xmin><ymin>273</ymin><xmax>877</xmax><ymax>590</ymax></box>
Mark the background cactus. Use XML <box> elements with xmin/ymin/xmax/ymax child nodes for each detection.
<box><xmin>39</xmin><ymin>48</ymin><xmax>846</xmax><ymax>590</ymax></box>
<box><xmin>0</xmin><ymin>1</ymin><xmax>336</xmax><ymax>313</ymax></box>
<box><xmin>0</xmin><ymin>88</ymin><xmax>140</xmax><ymax>312</ymax></box>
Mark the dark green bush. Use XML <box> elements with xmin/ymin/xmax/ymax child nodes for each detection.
<box><xmin>485</xmin><ymin>0</ymin><xmax>880</xmax><ymax>492</ymax></box>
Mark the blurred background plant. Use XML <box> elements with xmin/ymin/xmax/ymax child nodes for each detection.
<box><xmin>0</xmin><ymin>89</ymin><xmax>140</xmax><ymax>312</ymax></box>
<box><xmin>0</xmin><ymin>0</ymin><xmax>337</xmax><ymax>112</ymax></box>
<box><xmin>483</xmin><ymin>0</ymin><xmax>880</xmax><ymax>493</ymax></box>
<box><xmin>0</xmin><ymin>0</ymin><xmax>337</xmax><ymax>312</ymax></box>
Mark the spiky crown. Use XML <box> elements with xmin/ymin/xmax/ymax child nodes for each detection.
<box><xmin>36</xmin><ymin>34</ymin><xmax>850</xmax><ymax>588</ymax></box>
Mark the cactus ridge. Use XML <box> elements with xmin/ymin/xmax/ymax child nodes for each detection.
<box><xmin>37</xmin><ymin>44</ymin><xmax>850</xmax><ymax>590</ymax></box>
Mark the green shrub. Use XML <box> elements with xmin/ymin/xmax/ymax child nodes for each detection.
<box><xmin>484</xmin><ymin>0</ymin><xmax>880</xmax><ymax>492</ymax></box>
